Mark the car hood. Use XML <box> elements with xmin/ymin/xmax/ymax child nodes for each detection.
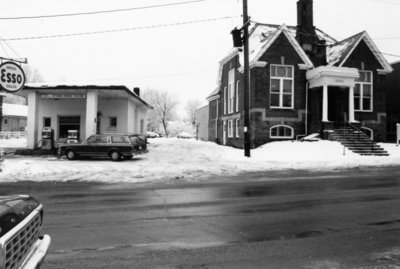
<box><xmin>0</xmin><ymin>195</ymin><xmax>40</xmax><ymax>237</ymax></box>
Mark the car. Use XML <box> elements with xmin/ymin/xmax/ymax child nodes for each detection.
<box><xmin>177</xmin><ymin>132</ymin><xmax>193</xmax><ymax>139</ymax></box>
<box><xmin>57</xmin><ymin>134</ymin><xmax>135</xmax><ymax>161</ymax></box>
<box><xmin>0</xmin><ymin>195</ymin><xmax>51</xmax><ymax>269</ymax></box>
<box><xmin>127</xmin><ymin>134</ymin><xmax>149</xmax><ymax>154</ymax></box>
<box><xmin>146</xmin><ymin>131</ymin><xmax>160</xmax><ymax>138</ymax></box>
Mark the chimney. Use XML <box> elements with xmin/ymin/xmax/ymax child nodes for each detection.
<box><xmin>297</xmin><ymin>0</ymin><xmax>314</xmax><ymax>33</ymax></box>
<box><xmin>133</xmin><ymin>87</ymin><xmax>140</xmax><ymax>96</ymax></box>
<box><xmin>296</xmin><ymin>0</ymin><xmax>327</xmax><ymax>65</ymax></box>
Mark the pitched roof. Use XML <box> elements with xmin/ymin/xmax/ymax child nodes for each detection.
<box><xmin>206</xmin><ymin>87</ymin><xmax>220</xmax><ymax>101</ymax></box>
<box><xmin>209</xmin><ymin>21</ymin><xmax>393</xmax><ymax>100</ymax></box>
<box><xmin>327</xmin><ymin>32</ymin><xmax>364</xmax><ymax>67</ymax></box>
<box><xmin>327</xmin><ymin>31</ymin><xmax>393</xmax><ymax>73</ymax></box>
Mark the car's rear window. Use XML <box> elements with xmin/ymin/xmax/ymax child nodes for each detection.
<box><xmin>111</xmin><ymin>136</ymin><xmax>128</xmax><ymax>143</ymax></box>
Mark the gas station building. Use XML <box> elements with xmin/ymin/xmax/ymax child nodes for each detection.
<box><xmin>21</xmin><ymin>84</ymin><xmax>152</xmax><ymax>149</ymax></box>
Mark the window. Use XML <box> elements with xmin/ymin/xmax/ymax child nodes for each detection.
<box><xmin>228</xmin><ymin>120</ymin><xmax>233</xmax><ymax>138</ymax></box>
<box><xmin>270</xmin><ymin>125</ymin><xmax>294</xmax><ymax>139</ymax></box>
<box><xmin>215</xmin><ymin>103</ymin><xmax>218</xmax><ymax>138</ymax></box>
<box><xmin>3</xmin><ymin>118</ymin><xmax>8</xmax><ymax>125</ymax></box>
<box><xmin>86</xmin><ymin>135</ymin><xmax>108</xmax><ymax>144</ymax></box>
<box><xmin>224</xmin><ymin>87</ymin><xmax>227</xmax><ymax>114</ymax></box>
<box><xmin>361</xmin><ymin>127</ymin><xmax>373</xmax><ymax>140</ymax></box>
<box><xmin>228</xmin><ymin>69</ymin><xmax>235</xmax><ymax>113</ymax></box>
<box><xmin>109</xmin><ymin>117</ymin><xmax>117</xmax><ymax>128</ymax></box>
<box><xmin>235</xmin><ymin>119</ymin><xmax>240</xmax><ymax>138</ymax></box>
<box><xmin>236</xmin><ymin>81</ymin><xmax>239</xmax><ymax>112</ymax></box>
<box><xmin>43</xmin><ymin>117</ymin><xmax>51</xmax><ymax>127</ymax></box>
<box><xmin>354</xmin><ymin>71</ymin><xmax>373</xmax><ymax>112</ymax></box>
<box><xmin>270</xmin><ymin>65</ymin><xmax>294</xmax><ymax>109</ymax></box>
<box><xmin>140</xmin><ymin>119</ymin><xmax>144</xmax><ymax>134</ymax></box>
<box><xmin>111</xmin><ymin>135</ymin><xmax>128</xmax><ymax>143</ymax></box>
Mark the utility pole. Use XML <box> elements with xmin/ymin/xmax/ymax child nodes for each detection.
<box><xmin>242</xmin><ymin>0</ymin><xmax>251</xmax><ymax>157</ymax></box>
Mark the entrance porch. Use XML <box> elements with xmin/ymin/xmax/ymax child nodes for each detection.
<box><xmin>306</xmin><ymin>66</ymin><xmax>360</xmax><ymax>135</ymax></box>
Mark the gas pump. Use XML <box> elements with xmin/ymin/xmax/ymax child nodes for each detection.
<box><xmin>67</xmin><ymin>130</ymin><xmax>79</xmax><ymax>144</ymax></box>
<box><xmin>41</xmin><ymin>127</ymin><xmax>54</xmax><ymax>150</ymax></box>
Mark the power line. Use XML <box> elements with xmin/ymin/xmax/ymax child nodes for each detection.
<box><xmin>0</xmin><ymin>0</ymin><xmax>206</xmax><ymax>20</ymax></box>
<box><xmin>3</xmin><ymin>16</ymin><xmax>236</xmax><ymax>41</ymax></box>
<box><xmin>367</xmin><ymin>0</ymin><xmax>400</xmax><ymax>6</ymax></box>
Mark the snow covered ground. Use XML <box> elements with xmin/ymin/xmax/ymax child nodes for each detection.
<box><xmin>0</xmin><ymin>137</ymin><xmax>400</xmax><ymax>183</ymax></box>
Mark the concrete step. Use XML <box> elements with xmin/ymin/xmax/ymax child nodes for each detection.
<box><xmin>331</xmin><ymin>128</ymin><xmax>389</xmax><ymax>156</ymax></box>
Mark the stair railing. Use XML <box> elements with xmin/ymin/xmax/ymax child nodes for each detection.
<box><xmin>347</xmin><ymin>122</ymin><xmax>375</xmax><ymax>154</ymax></box>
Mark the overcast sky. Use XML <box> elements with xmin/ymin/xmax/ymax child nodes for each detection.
<box><xmin>0</xmin><ymin>0</ymin><xmax>399</xmax><ymax>116</ymax></box>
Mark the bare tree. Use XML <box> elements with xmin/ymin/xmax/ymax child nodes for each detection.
<box><xmin>22</xmin><ymin>65</ymin><xmax>44</xmax><ymax>83</ymax></box>
<box><xmin>142</xmin><ymin>89</ymin><xmax>179</xmax><ymax>137</ymax></box>
<box><xmin>185</xmin><ymin>99</ymin><xmax>203</xmax><ymax>126</ymax></box>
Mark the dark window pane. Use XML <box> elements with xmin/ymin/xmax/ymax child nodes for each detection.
<box><xmin>271</xmin><ymin>93</ymin><xmax>280</xmax><ymax>107</ymax></box>
<box><xmin>363</xmin><ymin>98</ymin><xmax>371</xmax><ymax>110</ymax></box>
<box><xmin>354</xmin><ymin>84</ymin><xmax>361</xmax><ymax>96</ymax></box>
<box><xmin>271</xmin><ymin>127</ymin><xmax>277</xmax><ymax>137</ymax></box>
<box><xmin>283</xmin><ymin>80</ymin><xmax>292</xmax><ymax>93</ymax></box>
<box><xmin>270</xmin><ymin>66</ymin><xmax>277</xmax><ymax>77</ymax></box>
<box><xmin>363</xmin><ymin>85</ymin><xmax>372</xmax><ymax>97</ymax></box>
<box><xmin>286</xmin><ymin>67</ymin><xmax>293</xmax><ymax>78</ymax></box>
<box><xmin>282</xmin><ymin>94</ymin><xmax>292</xmax><ymax>107</ymax></box>
<box><xmin>278</xmin><ymin>126</ymin><xmax>285</xmax><ymax>137</ymax></box>
<box><xmin>354</xmin><ymin>97</ymin><xmax>360</xmax><ymax>110</ymax></box>
<box><xmin>277</xmin><ymin>66</ymin><xmax>286</xmax><ymax>77</ymax></box>
<box><xmin>271</xmin><ymin>79</ymin><xmax>280</xmax><ymax>93</ymax></box>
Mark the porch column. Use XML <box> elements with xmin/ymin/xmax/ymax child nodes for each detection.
<box><xmin>322</xmin><ymin>84</ymin><xmax>329</xmax><ymax>122</ymax></box>
<box><xmin>348</xmin><ymin>86</ymin><xmax>356</xmax><ymax>123</ymax></box>
<box><xmin>27</xmin><ymin>91</ymin><xmax>39</xmax><ymax>149</ymax></box>
<box><xmin>85</xmin><ymin>90</ymin><xmax>98</xmax><ymax>139</ymax></box>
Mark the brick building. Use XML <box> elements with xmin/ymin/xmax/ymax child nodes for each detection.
<box><xmin>387</xmin><ymin>61</ymin><xmax>400</xmax><ymax>142</ymax></box>
<box><xmin>207</xmin><ymin>0</ymin><xmax>393</xmax><ymax>149</ymax></box>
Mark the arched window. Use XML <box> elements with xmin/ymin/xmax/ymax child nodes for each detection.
<box><xmin>361</xmin><ymin>127</ymin><xmax>373</xmax><ymax>140</ymax></box>
<box><xmin>270</xmin><ymin>125</ymin><xmax>294</xmax><ymax>139</ymax></box>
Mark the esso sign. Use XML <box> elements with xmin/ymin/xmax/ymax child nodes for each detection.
<box><xmin>0</xmin><ymin>62</ymin><xmax>26</xmax><ymax>92</ymax></box>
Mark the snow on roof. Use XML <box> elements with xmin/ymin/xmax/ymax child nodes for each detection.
<box><xmin>327</xmin><ymin>32</ymin><xmax>364</xmax><ymax>67</ymax></box>
<box><xmin>2</xmin><ymin>103</ymin><xmax>27</xmax><ymax>117</ymax></box>
<box><xmin>238</xmin><ymin>22</ymin><xmax>337</xmax><ymax>68</ymax></box>
<box><xmin>206</xmin><ymin>87</ymin><xmax>220</xmax><ymax>101</ymax></box>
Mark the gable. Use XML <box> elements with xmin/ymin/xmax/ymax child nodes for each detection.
<box><xmin>336</xmin><ymin>32</ymin><xmax>392</xmax><ymax>73</ymax></box>
<box><xmin>248</xmin><ymin>24</ymin><xmax>313</xmax><ymax>69</ymax></box>
<box><xmin>342</xmin><ymin>39</ymin><xmax>384</xmax><ymax>70</ymax></box>
<box><xmin>259</xmin><ymin>32</ymin><xmax>306</xmax><ymax>65</ymax></box>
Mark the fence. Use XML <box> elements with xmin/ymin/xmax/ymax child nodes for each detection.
<box><xmin>0</xmin><ymin>131</ymin><xmax>27</xmax><ymax>139</ymax></box>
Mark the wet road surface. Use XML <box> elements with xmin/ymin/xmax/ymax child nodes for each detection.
<box><xmin>2</xmin><ymin>167</ymin><xmax>400</xmax><ymax>268</ymax></box>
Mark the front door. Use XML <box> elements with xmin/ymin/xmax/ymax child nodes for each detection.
<box><xmin>328</xmin><ymin>87</ymin><xmax>348</xmax><ymax>127</ymax></box>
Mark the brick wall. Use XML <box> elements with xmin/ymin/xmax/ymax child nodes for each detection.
<box><xmin>343</xmin><ymin>39</ymin><xmax>388</xmax><ymax>142</ymax></box>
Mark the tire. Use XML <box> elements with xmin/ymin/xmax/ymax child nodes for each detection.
<box><xmin>66</xmin><ymin>150</ymin><xmax>76</xmax><ymax>160</ymax></box>
<box><xmin>109</xmin><ymin>151</ymin><xmax>121</xmax><ymax>161</ymax></box>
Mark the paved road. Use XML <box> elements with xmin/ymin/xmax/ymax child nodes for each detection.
<box><xmin>2</xmin><ymin>167</ymin><xmax>400</xmax><ymax>268</ymax></box>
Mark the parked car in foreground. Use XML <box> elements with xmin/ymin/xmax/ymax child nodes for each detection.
<box><xmin>0</xmin><ymin>195</ymin><xmax>51</xmax><ymax>269</ymax></box>
<box><xmin>58</xmin><ymin>133</ymin><xmax>148</xmax><ymax>161</ymax></box>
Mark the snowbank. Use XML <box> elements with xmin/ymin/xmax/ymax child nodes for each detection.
<box><xmin>0</xmin><ymin>138</ymin><xmax>400</xmax><ymax>183</ymax></box>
